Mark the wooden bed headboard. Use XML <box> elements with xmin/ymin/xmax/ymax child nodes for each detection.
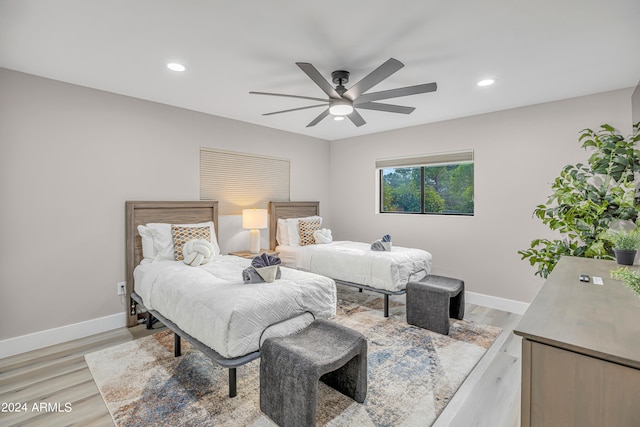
<box><xmin>125</xmin><ymin>200</ymin><xmax>219</xmax><ymax>327</ymax></box>
<box><xmin>268</xmin><ymin>201</ymin><xmax>320</xmax><ymax>250</ymax></box>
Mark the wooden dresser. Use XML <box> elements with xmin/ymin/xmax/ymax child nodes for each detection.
<box><xmin>514</xmin><ymin>256</ymin><xmax>640</xmax><ymax>427</ymax></box>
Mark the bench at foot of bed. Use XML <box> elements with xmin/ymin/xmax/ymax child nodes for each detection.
<box><xmin>260</xmin><ymin>319</ymin><xmax>367</xmax><ymax>427</ymax></box>
<box><xmin>406</xmin><ymin>275</ymin><xmax>465</xmax><ymax>335</ymax></box>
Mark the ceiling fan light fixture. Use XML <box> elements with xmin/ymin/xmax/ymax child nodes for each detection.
<box><xmin>329</xmin><ymin>101</ymin><xmax>354</xmax><ymax>116</ymax></box>
<box><xmin>333</xmin><ymin>116</ymin><xmax>345</xmax><ymax>121</ymax></box>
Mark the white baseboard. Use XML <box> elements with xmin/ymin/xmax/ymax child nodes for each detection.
<box><xmin>465</xmin><ymin>291</ymin><xmax>529</xmax><ymax>315</ymax></box>
<box><xmin>0</xmin><ymin>312</ymin><xmax>126</xmax><ymax>359</ymax></box>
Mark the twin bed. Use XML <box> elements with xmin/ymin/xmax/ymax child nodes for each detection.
<box><xmin>268</xmin><ymin>201</ymin><xmax>432</xmax><ymax>317</ymax></box>
<box><xmin>125</xmin><ymin>201</ymin><xmax>336</xmax><ymax>397</ymax></box>
<box><xmin>125</xmin><ymin>200</ymin><xmax>432</xmax><ymax>397</ymax></box>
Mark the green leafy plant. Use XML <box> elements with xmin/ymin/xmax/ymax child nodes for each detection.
<box><xmin>611</xmin><ymin>267</ymin><xmax>640</xmax><ymax>297</ymax></box>
<box><xmin>602</xmin><ymin>226</ymin><xmax>640</xmax><ymax>250</ymax></box>
<box><xmin>519</xmin><ymin>122</ymin><xmax>640</xmax><ymax>278</ymax></box>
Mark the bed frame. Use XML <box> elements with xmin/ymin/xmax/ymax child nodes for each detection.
<box><xmin>268</xmin><ymin>201</ymin><xmax>406</xmax><ymax>317</ymax></box>
<box><xmin>125</xmin><ymin>200</ymin><xmax>259</xmax><ymax>398</ymax></box>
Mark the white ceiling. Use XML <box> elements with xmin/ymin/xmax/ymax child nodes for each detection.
<box><xmin>1</xmin><ymin>0</ymin><xmax>639</xmax><ymax>141</ymax></box>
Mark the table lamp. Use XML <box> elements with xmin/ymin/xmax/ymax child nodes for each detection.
<box><xmin>242</xmin><ymin>208</ymin><xmax>268</xmax><ymax>253</ymax></box>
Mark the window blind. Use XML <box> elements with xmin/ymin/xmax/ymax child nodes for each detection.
<box><xmin>375</xmin><ymin>149</ymin><xmax>474</xmax><ymax>169</ymax></box>
<box><xmin>200</xmin><ymin>148</ymin><xmax>290</xmax><ymax>215</ymax></box>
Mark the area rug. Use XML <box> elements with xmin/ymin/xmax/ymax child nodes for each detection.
<box><xmin>86</xmin><ymin>293</ymin><xmax>501</xmax><ymax>426</ymax></box>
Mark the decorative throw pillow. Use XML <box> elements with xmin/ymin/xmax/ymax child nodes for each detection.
<box><xmin>171</xmin><ymin>225</ymin><xmax>211</xmax><ymax>261</ymax></box>
<box><xmin>145</xmin><ymin>221</ymin><xmax>220</xmax><ymax>262</ymax></box>
<box><xmin>182</xmin><ymin>239</ymin><xmax>214</xmax><ymax>266</ymax></box>
<box><xmin>287</xmin><ymin>216</ymin><xmax>322</xmax><ymax>246</ymax></box>
<box><xmin>313</xmin><ymin>228</ymin><xmax>333</xmax><ymax>244</ymax></box>
<box><xmin>298</xmin><ymin>219</ymin><xmax>321</xmax><ymax>246</ymax></box>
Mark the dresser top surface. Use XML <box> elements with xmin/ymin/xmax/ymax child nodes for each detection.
<box><xmin>514</xmin><ymin>256</ymin><xmax>640</xmax><ymax>368</ymax></box>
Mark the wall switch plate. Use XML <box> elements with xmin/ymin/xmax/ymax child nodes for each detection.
<box><xmin>117</xmin><ymin>281</ymin><xmax>126</xmax><ymax>295</ymax></box>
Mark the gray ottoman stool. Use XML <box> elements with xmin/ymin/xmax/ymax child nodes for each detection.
<box><xmin>260</xmin><ymin>319</ymin><xmax>368</xmax><ymax>427</ymax></box>
<box><xmin>406</xmin><ymin>275</ymin><xmax>465</xmax><ymax>335</ymax></box>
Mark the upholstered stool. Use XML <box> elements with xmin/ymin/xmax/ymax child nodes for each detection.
<box><xmin>260</xmin><ymin>319</ymin><xmax>368</xmax><ymax>427</ymax></box>
<box><xmin>406</xmin><ymin>275</ymin><xmax>465</xmax><ymax>335</ymax></box>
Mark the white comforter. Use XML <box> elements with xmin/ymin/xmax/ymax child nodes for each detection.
<box><xmin>134</xmin><ymin>255</ymin><xmax>336</xmax><ymax>358</ymax></box>
<box><xmin>277</xmin><ymin>241</ymin><xmax>432</xmax><ymax>292</ymax></box>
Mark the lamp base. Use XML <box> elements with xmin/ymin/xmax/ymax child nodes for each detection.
<box><xmin>249</xmin><ymin>229</ymin><xmax>261</xmax><ymax>254</ymax></box>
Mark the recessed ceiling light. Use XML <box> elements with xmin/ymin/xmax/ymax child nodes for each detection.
<box><xmin>167</xmin><ymin>62</ymin><xmax>186</xmax><ymax>72</ymax></box>
<box><xmin>477</xmin><ymin>79</ymin><xmax>495</xmax><ymax>87</ymax></box>
<box><xmin>333</xmin><ymin>116</ymin><xmax>345</xmax><ymax>121</ymax></box>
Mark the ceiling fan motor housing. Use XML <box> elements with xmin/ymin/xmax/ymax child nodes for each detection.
<box><xmin>331</xmin><ymin>70</ymin><xmax>350</xmax><ymax>86</ymax></box>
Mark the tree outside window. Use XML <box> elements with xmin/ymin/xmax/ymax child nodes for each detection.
<box><xmin>380</xmin><ymin>162</ymin><xmax>474</xmax><ymax>215</ymax></box>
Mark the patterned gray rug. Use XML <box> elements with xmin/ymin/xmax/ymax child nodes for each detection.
<box><xmin>86</xmin><ymin>293</ymin><xmax>501</xmax><ymax>426</ymax></box>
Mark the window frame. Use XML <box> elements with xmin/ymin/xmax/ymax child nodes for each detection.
<box><xmin>377</xmin><ymin>150</ymin><xmax>474</xmax><ymax>216</ymax></box>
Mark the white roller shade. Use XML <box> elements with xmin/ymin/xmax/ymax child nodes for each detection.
<box><xmin>200</xmin><ymin>148</ymin><xmax>290</xmax><ymax>215</ymax></box>
<box><xmin>376</xmin><ymin>149</ymin><xmax>474</xmax><ymax>169</ymax></box>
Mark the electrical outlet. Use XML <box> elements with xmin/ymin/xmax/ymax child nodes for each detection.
<box><xmin>117</xmin><ymin>281</ymin><xmax>126</xmax><ymax>295</ymax></box>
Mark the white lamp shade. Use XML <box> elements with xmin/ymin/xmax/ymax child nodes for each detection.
<box><xmin>242</xmin><ymin>208</ymin><xmax>268</xmax><ymax>229</ymax></box>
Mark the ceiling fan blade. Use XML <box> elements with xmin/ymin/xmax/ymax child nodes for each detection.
<box><xmin>354</xmin><ymin>82</ymin><xmax>437</xmax><ymax>104</ymax></box>
<box><xmin>356</xmin><ymin>102</ymin><xmax>415</xmax><ymax>114</ymax></box>
<box><xmin>249</xmin><ymin>91</ymin><xmax>328</xmax><ymax>102</ymax></box>
<box><xmin>348</xmin><ymin>110</ymin><xmax>366</xmax><ymax>127</ymax></box>
<box><xmin>306</xmin><ymin>108</ymin><xmax>330</xmax><ymax>127</ymax></box>
<box><xmin>296</xmin><ymin>63</ymin><xmax>341</xmax><ymax>99</ymax></box>
<box><xmin>343</xmin><ymin>58</ymin><xmax>404</xmax><ymax>101</ymax></box>
<box><xmin>263</xmin><ymin>104</ymin><xmax>329</xmax><ymax>116</ymax></box>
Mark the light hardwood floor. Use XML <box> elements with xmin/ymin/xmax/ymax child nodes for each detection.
<box><xmin>0</xmin><ymin>288</ymin><xmax>521</xmax><ymax>427</ymax></box>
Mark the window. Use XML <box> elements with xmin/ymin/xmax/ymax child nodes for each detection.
<box><xmin>377</xmin><ymin>150</ymin><xmax>474</xmax><ymax>215</ymax></box>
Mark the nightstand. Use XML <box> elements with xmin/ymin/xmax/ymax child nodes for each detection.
<box><xmin>228</xmin><ymin>249</ymin><xmax>280</xmax><ymax>259</ymax></box>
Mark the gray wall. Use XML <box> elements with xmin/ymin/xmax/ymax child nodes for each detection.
<box><xmin>329</xmin><ymin>88</ymin><xmax>633</xmax><ymax>303</ymax></box>
<box><xmin>0</xmin><ymin>68</ymin><xmax>331</xmax><ymax>340</ymax></box>
<box><xmin>1</xmin><ymin>66</ymin><xmax>634</xmax><ymax>341</ymax></box>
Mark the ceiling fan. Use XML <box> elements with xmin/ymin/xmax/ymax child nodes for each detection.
<box><xmin>250</xmin><ymin>58</ymin><xmax>437</xmax><ymax>128</ymax></box>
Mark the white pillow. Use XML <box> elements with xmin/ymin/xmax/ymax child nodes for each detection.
<box><xmin>286</xmin><ymin>216</ymin><xmax>322</xmax><ymax>246</ymax></box>
<box><xmin>313</xmin><ymin>228</ymin><xmax>333</xmax><ymax>244</ymax></box>
<box><xmin>140</xmin><ymin>221</ymin><xmax>220</xmax><ymax>262</ymax></box>
<box><xmin>276</xmin><ymin>218</ymin><xmax>289</xmax><ymax>246</ymax></box>
<box><xmin>137</xmin><ymin>225</ymin><xmax>156</xmax><ymax>263</ymax></box>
